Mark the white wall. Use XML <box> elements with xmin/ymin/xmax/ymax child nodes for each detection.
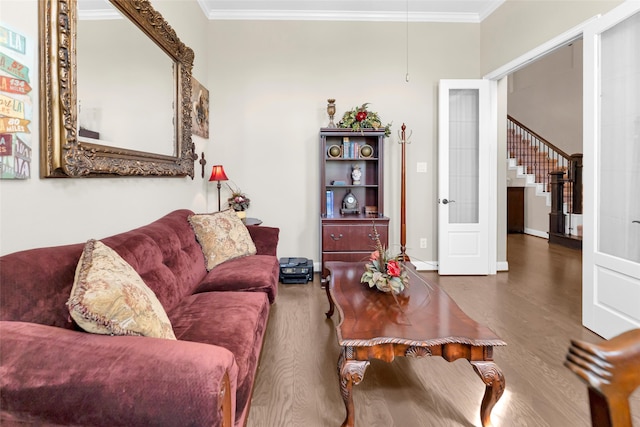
<box><xmin>480</xmin><ymin>0</ymin><xmax>622</xmax><ymax>75</ymax></box>
<box><xmin>205</xmin><ymin>20</ymin><xmax>481</xmax><ymax>265</ymax></box>
<box><xmin>1</xmin><ymin>0</ymin><xmax>624</xmax><ymax>266</ymax></box>
<box><xmin>0</xmin><ymin>1</ymin><xmax>483</xmax><ymax>263</ymax></box>
<box><xmin>0</xmin><ymin>0</ymin><xmax>209</xmax><ymax>255</ymax></box>
<box><xmin>506</xmin><ymin>40</ymin><xmax>584</xmax><ymax>238</ymax></box>
<box><xmin>508</xmin><ymin>40</ymin><xmax>583</xmax><ymax>156</ymax></box>
<box><xmin>481</xmin><ymin>0</ymin><xmax>623</xmax><ymax>263</ymax></box>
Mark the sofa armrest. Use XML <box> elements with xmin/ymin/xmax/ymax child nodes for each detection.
<box><xmin>0</xmin><ymin>321</ymin><xmax>237</xmax><ymax>427</ymax></box>
<box><xmin>247</xmin><ymin>225</ymin><xmax>279</xmax><ymax>256</ymax></box>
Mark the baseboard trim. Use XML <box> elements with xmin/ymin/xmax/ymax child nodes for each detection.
<box><xmin>496</xmin><ymin>261</ymin><xmax>509</xmax><ymax>272</ymax></box>
<box><xmin>317</xmin><ymin>259</ymin><xmax>498</xmax><ymax>273</ymax></box>
<box><xmin>524</xmin><ymin>228</ymin><xmax>549</xmax><ymax>239</ymax></box>
<box><xmin>412</xmin><ymin>260</ymin><xmax>439</xmax><ymax>271</ymax></box>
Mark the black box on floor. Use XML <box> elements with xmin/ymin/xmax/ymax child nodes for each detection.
<box><xmin>279</xmin><ymin>257</ymin><xmax>313</xmax><ymax>284</ymax></box>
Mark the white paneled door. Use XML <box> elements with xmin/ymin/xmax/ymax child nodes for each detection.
<box><xmin>583</xmin><ymin>2</ymin><xmax>640</xmax><ymax>338</ymax></box>
<box><xmin>438</xmin><ymin>80</ymin><xmax>495</xmax><ymax>275</ymax></box>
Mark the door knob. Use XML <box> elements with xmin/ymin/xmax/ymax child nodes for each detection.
<box><xmin>441</xmin><ymin>198</ymin><xmax>455</xmax><ymax>205</ymax></box>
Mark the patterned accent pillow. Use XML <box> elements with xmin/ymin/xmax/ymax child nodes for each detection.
<box><xmin>189</xmin><ymin>209</ymin><xmax>257</xmax><ymax>271</ymax></box>
<box><xmin>67</xmin><ymin>240</ymin><xmax>176</xmax><ymax>340</ymax></box>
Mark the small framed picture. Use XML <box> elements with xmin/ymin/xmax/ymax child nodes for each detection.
<box><xmin>191</xmin><ymin>77</ymin><xmax>209</xmax><ymax>139</ymax></box>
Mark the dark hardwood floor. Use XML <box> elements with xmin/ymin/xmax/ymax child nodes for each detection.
<box><xmin>248</xmin><ymin>234</ymin><xmax>640</xmax><ymax>426</ymax></box>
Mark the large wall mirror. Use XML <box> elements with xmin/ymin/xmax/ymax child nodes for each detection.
<box><xmin>40</xmin><ymin>0</ymin><xmax>196</xmax><ymax>178</ymax></box>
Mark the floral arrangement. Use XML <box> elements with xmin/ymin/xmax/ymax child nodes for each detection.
<box><xmin>360</xmin><ymin>225</ymin><xmax>409</xmax><ymax>294</ymax></box>
<box><xmin>227</xmin><ymin>184</ymin><xmax>250</xmax><ymax>211</ymax></box>
<box><xmin>338</xmin><ymin>103</ymin><xmax>392</xmax><ymax>137</ymax></box>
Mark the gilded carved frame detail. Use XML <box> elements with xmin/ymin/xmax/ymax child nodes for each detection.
<box><xmin>39</xmin><ymin>0</ymin><xmax>196</xmax><ymax>178</ymax></box>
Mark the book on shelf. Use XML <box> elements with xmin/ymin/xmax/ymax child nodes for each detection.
<box><xmin>344</xmin><ymin>141</ymin><xmax>360</xmax><ymax>159</ymax></box>
<box><xmin>341</xmin><ymin>137</ymin><xmax>361</xmax><ymax>159</ymax></box>
<box><xmin>326</xmin><ymin>190</ymin><xmax>334</xmax><ymax>216</ymax></box>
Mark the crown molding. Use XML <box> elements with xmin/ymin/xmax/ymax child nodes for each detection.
<box><xmin>478</xmin><ymin>1</ymin><xmax>504</xmax><ymax>21</ymax></box>
<box><xmin>80</xmin><ymin>0</ymin><xmax>505</xmax><ymax>23</ymax></box>
<box><xmin>202</xmin><ymin>9</ymin><xmax>482</xmax><ymax>23</ymax></box>
<box><xmin>196</xmin><ymin>0</ymin><xmax>506</xmax><ymax>23</ymax></box>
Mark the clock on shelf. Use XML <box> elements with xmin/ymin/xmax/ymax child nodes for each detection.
<box><xmin>340</xmin><ymin>191</ymin><xmax>359</xmax><ymax>214</ymax></box>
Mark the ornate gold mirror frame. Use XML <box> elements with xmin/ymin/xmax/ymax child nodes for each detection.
<box><xmin>39</xmin><ymin>0</ymin><xmax>196</xmax><ymax>178</ymax></box>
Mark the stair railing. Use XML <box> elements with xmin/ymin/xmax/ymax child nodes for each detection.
<box><xmin>507</xmin><ymin>115</ymin><xmax>583</xmax><ymax>234</ymax></box>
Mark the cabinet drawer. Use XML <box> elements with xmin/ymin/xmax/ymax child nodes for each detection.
<box><xmin>322</xmin><ymin>251</ymin><xmax>372</xmax><ymax>266</ymax></box>
<box><xmin>322</xmin><ymin>223</ymin><xmax>388</xmax><ymax>252</ymax></box>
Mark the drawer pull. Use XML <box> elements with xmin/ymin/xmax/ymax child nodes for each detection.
<box><xmin>368</xmin><ymin>233</ymin><xmax>376</xmax><ymax>241</ymax></box>
<box><xmin>330</xmin><ymin>233</ymin><xmax>343</xmax><ymax>241</ymax></box>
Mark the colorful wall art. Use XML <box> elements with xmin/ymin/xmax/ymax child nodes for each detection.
<box><xmin>0</xmin><ymin>24</ymin><xmax>33</xmax><ymax>179</ymax></box>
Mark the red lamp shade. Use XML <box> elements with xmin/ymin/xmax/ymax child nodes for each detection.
<box><xmin>209</xmin><ymin>165</ymin><xmax>228</xmax><ymax>182</ymax></box>
<box><xmin>209</xmin><ymin>165</ymin><xmax>229</xmax><ymax>211</ymax></box>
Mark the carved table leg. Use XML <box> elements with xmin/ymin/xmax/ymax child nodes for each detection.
<box><xmin>325</xmin><ymin>278</ymin><xmax>335</xmax><ymax>318</ymax></box>
<box><xmin>338</xmin><ymin>348</ymin><xmax>369</xmax><ymax>427</ymax></box>
<box><xmin>471</xmin><ymin>361</ymin><xmax>505</xmax><ymax>427</ymax></box>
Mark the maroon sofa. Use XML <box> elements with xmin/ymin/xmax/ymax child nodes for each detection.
<box><xmin>0</xmin><ymin>209</ymin><xmax>279</xmax><ymax>427</ymax></box>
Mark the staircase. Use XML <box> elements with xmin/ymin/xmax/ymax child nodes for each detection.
<box><xmin>506</xmin><ymin>115</ymin><xmax>583</xmax><ymax>248</ymax></box>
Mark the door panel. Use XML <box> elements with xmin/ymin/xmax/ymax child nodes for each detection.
<box><xmin>448</xmin><ymin>232</ymin><xmax>479</xmax><ymax>255</ymax></box>
<box><xmin>438</xmin><ymin>80</ymin><xmax>493</xmax><ymax>275</ymax></box>
<box><xmin>583</xmin><ymin>2</ymin><xmax>640</xmax><ymax>338</ymax></box>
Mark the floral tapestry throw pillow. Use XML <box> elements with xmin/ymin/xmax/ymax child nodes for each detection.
<box><xmin>67</xmin><ymin>240</ymin><xmax>176</xmax><ymax>340</ymax></box>
<box><xmin>189</xmin><ymin>209</ymin><xmax>257</xmax><ymax>271</ymax></box>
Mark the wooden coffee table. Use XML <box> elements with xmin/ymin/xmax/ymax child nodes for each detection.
<box><xmin>325</xmin><ymin>261</ymin><xmax>507</xmax><ymax>427</ymax></box>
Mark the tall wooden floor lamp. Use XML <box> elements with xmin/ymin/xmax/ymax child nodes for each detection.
<box><xmin>398</xmin><ymin>123</ymin><xmax>412</xmax><ymax>261</ymax></box>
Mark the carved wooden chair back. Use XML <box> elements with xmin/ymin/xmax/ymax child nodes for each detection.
<box><xmin>565</xmin><ymin>328</ymin><xmax>640</xmax><ymax>427</ymax></box>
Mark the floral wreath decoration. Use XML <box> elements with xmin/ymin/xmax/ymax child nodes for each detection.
<box><xmin>338</xmin><ymin>103</ymin><xmax>392</xmax><ymax>137</ymax></box>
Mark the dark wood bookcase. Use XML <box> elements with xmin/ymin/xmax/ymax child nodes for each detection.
<box><xmin>319</xmin><ymin>128</ymin><xmax>389</xmax><ymax>281</ymax></box>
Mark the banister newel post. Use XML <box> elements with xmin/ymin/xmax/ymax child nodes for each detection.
<box><xmin>549</xmin><ymin>171</ymin><xmax>566</xmax><ymax>236</ymax></box>
<box><xmin>570</xmin><ymin>154</ymin><xmax>583</xmax><ymax>215</ymax></box>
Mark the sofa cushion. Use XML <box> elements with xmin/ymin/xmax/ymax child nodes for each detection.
<box><xmin>195</xmin><ymin>255</ymin><xmax>279</xmax><ymax>303</ymax></box>
<box><xmin>246</xmin><ymin>225</ymin><xmax>280</xmax><ymax>256</ymax></box>
<box><xmin>189</xmin><ymin>210</ymin><xmax>257</xmax><ymax>271</ymax></box>
<box><xmin>67</xmin><ymin>240</ymin><xmax>176</xmax><ymax>340</ymax></box>
<box><xmin>100</xmin><ymin>209</ymin><xmax>207</xmax><ymax>313</ymax></box>
<box><xmin>0</xmin><ymin>243</ymin><xmax>84</xmax><ymax>328</ymax></box>
<box><xmin>0</xmin><ymin>321</ymin><xmax>238</xmax><ymax>427</ymax></box>
<box><xmin>169</xmin><ymin>291</ymin><xmax>270</xmax><ymax>422</ymax></box>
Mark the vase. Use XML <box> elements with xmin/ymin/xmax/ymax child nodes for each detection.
<box><xmin>327</xmin><ymin>99</ymin><xmax>336</xmax><ymax>128</ymax></box>
<box><xmin>236</xmin><ymin>211</ymin><xmax>246</xmax><ymax>220</ymax></box>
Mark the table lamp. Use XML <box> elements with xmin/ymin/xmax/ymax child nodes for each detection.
<box><xmin>209</xmin><ymin>165</ymin><xmax>229</xmax><ymax>211</ymax></box>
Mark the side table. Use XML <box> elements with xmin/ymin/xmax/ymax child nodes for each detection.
<box><xmin>243</xmin><ymin>217</ymin><xmax>262</xmax><ymax>226</ymax></box>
